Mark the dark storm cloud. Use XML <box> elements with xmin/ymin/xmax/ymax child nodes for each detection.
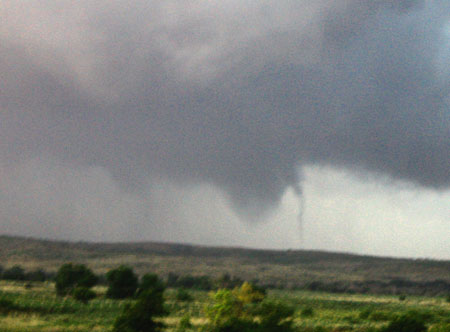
<box><xmin>1</xmin><ymin>0</ymin><xmax>449</xmax><ymax>213</ymax></box>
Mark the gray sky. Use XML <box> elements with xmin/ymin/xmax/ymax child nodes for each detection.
<box><xmin>1</xmin><ymin>0</ymin><xmax>449</xmax><ymax>259</ymax></box>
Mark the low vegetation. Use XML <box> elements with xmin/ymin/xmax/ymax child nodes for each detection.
<box><xmin>0</xmin><ymin>267</ymin><xmax>449</xmax><ymax>331</ymax></box>
<box><xmin>0</xmin><ymin>236</ymin><xmax>449</xmax><ymax>331</ymax></box>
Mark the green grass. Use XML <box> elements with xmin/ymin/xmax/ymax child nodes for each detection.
<box><xmin>1</xmin><ymin>281</ymin><xmax>449</xmax><ymax>332</ymax></box>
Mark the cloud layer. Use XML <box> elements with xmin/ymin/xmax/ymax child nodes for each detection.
<box><xmin>1</xmin><ymin>1</ymin><xmax>449</xmax><ymax>226</ymax></box>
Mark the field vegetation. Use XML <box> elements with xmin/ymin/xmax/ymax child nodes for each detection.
<box><xmin>0</xmin><ymin>236</ymin><xmax>449</xmax><ymax>331</ymax></box>
<box><xmin>0</xmin><ymin>279</ymin><xmax>449</xmax><ymax>331</ymax></box>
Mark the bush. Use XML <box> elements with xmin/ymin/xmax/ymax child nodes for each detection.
<box><xmin>177</xmin><ymin>275</ymin><xmax>212</xmax><ymax>290</ymax></box>
<box><xmin>73</xmin><ymin>286</ymin><xmax>96</xmax><ymax>304</ymax></box>
<box><xmin>235</xmin><ymin>282</ymin><xmax>265</xmax><ymax>304</ymax></box>
<box><xmin>428</xmin><ymin>323</ymin><xmax>450</xmax><ymax>332</ymax></box>
<box><xmin>176</xmin><ymin>288</ymin><xmax>193</xmax><ymax>302</ymax></box>
<box><xmin>209</xmin><ymin>317</ymin><xmax>258</xmax><ymax>332</ymax></box>
<box><xmin>398</xmin><ymin>295</ymin><xmax>406</xmax><ymax>301</ymax></box>
<box><xmin>26</xmin><ymin>269</ymin><xmax>48</xmax><ymax>282</ymax></box>
<box><xmin>258</xmin><ymin>300</ymin><xmax>295</xmax><ymax>332</ymax></box>
<box><xmin>139</xmin><ymin>273</ymin><xmax>165</xmax><ymax>295</ymax></box>
<box><xmin>106</xmin><ymin>266</ymin><xmax>139</xmax><ymax>299</ymax></box>
<box><xmin>301</xmin><ymin>306</ymin><xmax>314</xmax><ymax>317</ymax></box>
<box><xmin>55</xmin><ymin>263</ymin><xmax>98</xmax><ymax>296</ymax></box>
<box><xmin>205</xmin><ymin>286</ymin><xmax>293</xmax><ymax>332</ymax></box>
<box><xmin>368</xmin><ymin>311</ymin><xmax>391</xmax><ymax>321</ymax></box>
<box><xmin>176</xmin><ymin>313</ymin><xmax>193</xmax><ymax>332</ymax></box>
<box><xmin>206</xmin><ymin>289</ymin><xmax>243</xmax><ymax>327</ymax></box>
<box><xmin>359</xmin><ymin>308</ymin><xmax>372</xmax><ymax>319</ymax></box>
<box><xmin>0</xmin><ymin>297</ymin><xmax>16</xmax><ymax>314</ymax></box>
<box><xmin>167</xmin><ymin>272</ymin><xmax>179</xmax><ymax>287</ymax></box>
<box><xmin>2</xmin><ymin>265</ymin><xmax>25</xmax><ymax>281</ymax></box>
<box><xmin>380</xmin><ymin>313</ymin><xmax>427</xmax><ymax>332</ymax></box>
<box><xmin>112</xmin><ymin>288</ymin><xmax>167</xmax><ymax>332</ymax></box>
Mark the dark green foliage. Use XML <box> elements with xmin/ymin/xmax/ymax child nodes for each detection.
<box><xmin>72</xmin><ymin>286</ymin><xmax>96</xmax><ymax>304</ymax></box>
<box><xmin>380</xmin><ymin>312</ymin><xmax>427</xmax><ymax>332</ymax></box>
<box><xmin>55</xmin><ymin>263</ymin><xmax>98</xmax><ymax>296</ymax></box>
<box><xmin>300</xmin><ymin>306</ymin><xmax>314</xmax><ymax>317</ymax></box>
<box><xmin>398</xmin><ymin>294</ymin><xmax>406</xmax><ymax>301</ymax></box>
<box><xmin>217</xmin><ymin>273</ymin><xmax>243</xmax><ymax>289</ymax></box>
<box><xmin>206</xmin><ymin>288</ymin><xmax>294</xmax><ymax>332</ymax></box>
<box><xmin>209</xmin><ymin>317</ymin><xmax>258</xmax><ymax>332</ymax></box>
<box><xmin>359</xmin><ymin>308</ymin><xmax>372</xmax><ymax>319</ymax></box>
<box><xmin>176</xmin><ymin>274</ymin><xmax>212</xmax><ymax>290</ymax></box>
<box><xmin>167</xmin><ymin>272</ymin><xmax>179</xmax><ymax>287</ymax></box>
<box><xmin>112</xmin><ymin>288</ymin><xmax>167</xmax><ymax>332</ymax></box>
<box><xmin>26</xmin><ymin>268</ymin><xmax>48</xmax><ymax>282</ymax></box>
<box><xmin>368</xmin><ymin>311</ymin><xmax>391</xmax><ymax>321</ymax></box>
<box><xmin>176</xmin><ymin>288</ymin><xmax>193</xmax><ymax>302</ymax></box>
<box><xmin>0</xmin><ymin>296</ymin><xmax>17</xmax><ymax>314</ymax></box>
<box><xmin>257</xmin><ymin>300</ymin><xmax>295</xmax><ymax>332</ymax></box>
<box><xmin>139</xmin><ymin>273</ymin><xmax>165</xmax><ymax>295</ymax></box>
<box><xmin>106</xmin><ymin>265</ymin><xmax>139</xmax><ymax>299</ymax></box>
<box><xmin>446</xmin><ymin>295</ymin><xmax>450</xmax><ymax>303</ymax></box>
<box><xmin>2</xmin><ymin>265</ymin><xmax>25</xmax><ymax>281</ymax></box>
<box><xmin>176</xmin><ymin>313</ymin><xmax>193</xmax><ymax>332</ymax></box>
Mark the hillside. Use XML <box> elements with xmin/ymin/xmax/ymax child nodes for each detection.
<box><xmin>1</xmin><ymin>235</ymin><xmax>449</xmax><ymax>295</ymax></box>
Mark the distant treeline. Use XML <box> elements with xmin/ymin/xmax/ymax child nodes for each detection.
<box><xmin>0</xmin><ymin>265</ymin><xmax>54</xmax><ymax>282</ymax></box>
<box><xmin>1</xmin><ymin>264</ymin><xmax>449</xmax><ymax>296</ymax></box>
<box><xmin>303</xmin><ymin>279</ymin><xmax>450</xmax><ymax>296</ymax></box>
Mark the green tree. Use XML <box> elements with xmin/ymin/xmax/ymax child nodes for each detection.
<box><xmin>176</xmin><ymin>288</ymin><xmax>193</xmax><ymax>302</ymax></box>
<box><xmin>205</xmin><ymin>284</ymin><xmax>295</xmax><ymax>332</ymax></box>
<box><xmin>206</xmin><ymin>289</ymin><xmax>244</xmax><ymax>327</ymax></box>
<box><xmin>2</xmin><ymin>265</ymin><xmax>25</xmax><ymax>281</ymax></box>
<box><xmin>257</xmin><ymin>300</ymin><xmax>295</xmax><ymax>332</ymax></box>
<box><xmin>380</xmin><ymin>313</ymin><xmax>427</xmax><ymax>332</ymax></box>
<box><xmin>55</xmin><ymin>263</ymin><xmax>97</xmax><ymax>296</ymax></box>
<box><xmin>139</xmin><ymin>273</ymin><xmax>165</xmax><ymax>295</ymax></box>
<box><xmin>176</xmin><ymin>313</ymin><xmax>193</xmax><ymax>332</ymax></box>
<box><xmin>73</xmin><ymin>286</ymin><xmax>96</xmax><ymax>304</ymax></box>
<box><xmin>106</xmin><ymin>266</ymin><xmax>139</xmax><ymax>299</ymax></box>
<box><xmin>112</xmin><ymin>287</ymin><xmax>167</xmax><ymax>332</ymax></box>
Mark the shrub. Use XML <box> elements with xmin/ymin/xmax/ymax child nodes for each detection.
<box><xmin>26</xmin><ymin>269</ymin><xmax>48</xmax><ymax>282</ymax></box>
<box><xmin>0</xmin><ymin>297</ymin><xmax>16</xmax><ymax>314</ymax></box>
<box><xmin>428</xmin><ymin>323</ymin><xmax>450</xmax><ymax>332</ymax></box>
<box><xmin>139</xmin><ymin>273</ymin><xmax>165</xmax><ymax>295</ymax></box>
<box><xmin>2</xmin><ymin>265</ymin><xmax>25</xmax><ymax>281</ymax></box>
<box><xmin>368</xmin><ymin>311</ymin><xmax>391</xmax><ymax>321</ymax></box>
<box><xmin>177</xmin><ymin>274</ymin><xmax>212</xmax><ymax>290</ymax></box>
<box><xmin>380</xmin><ymin>313</ymin><xmax>427</xmax><ymax>332</ymax></box>
<box><xmin>359</xmin><ymin>308</ymin><xmax>372</xmax><ymax>319</ymax></box>
<box><xmin>206</xmin><ymin>289</ymin><xmax>243</xmax><ymax>327</ymax></box>
<box><xmin>176</xmin><ymin>288</ymin><xmax>193</xmax><ymax>302</ymax></box>
<box><xmin>176</xmin><ymin>313</ymin><xmax>193</xmax><ymax>332</ymax></box>
<box><xmin>209</xmin><ymin>317</ymin><xmax>258</xmax><ymax>332</ymax></box>
<box><xmin>106</xmin><ymin>266</ymin><xmax>139</xmax><ymax>299</ymax></box>
<box><xmin>73</xmin><ymin>286</ymin><xmax>96</xmax><ymax>304</ymax></box>
<box><xmin>167</xmin><ymin>272</ymin><xmax>179</xmax><ymax>287</ymax></box>
<box><xmin>206</xmin><ymin>286</ymin><xmax>293</xmax><ymax>332</ymax></box>
<box><xmin>234</xmin><ymin>282</ymin><xmax>265</xmax><ymax>305</ymax></box>
<box><xmin>112</xmin><ymin>288</ymin><xmax>167</xmax><ymax>332</ymax></box>
<box><xmin>301</xmin><ymin>306</ymin><xmax>314</xmax><ymax>317</ymax></box>
<box><xmin>398</xmin><ymin>295</ymin><xmax>406</xmax><ymax>301</ymax></box>
<box><xmin>55</xmin><ymin>263</ymin><xmax>98</xmax><ymax>296</ymax></box>
<box><xmin>258</xmin><ymin>300</ymin><xmax>295</xmax><ymax>332</ymax></box>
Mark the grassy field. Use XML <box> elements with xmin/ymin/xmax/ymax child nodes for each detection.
<box><xmin>0</xmin><ymin>280</ymin><xmax>449</xmax><ymax>332</ymax></box>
